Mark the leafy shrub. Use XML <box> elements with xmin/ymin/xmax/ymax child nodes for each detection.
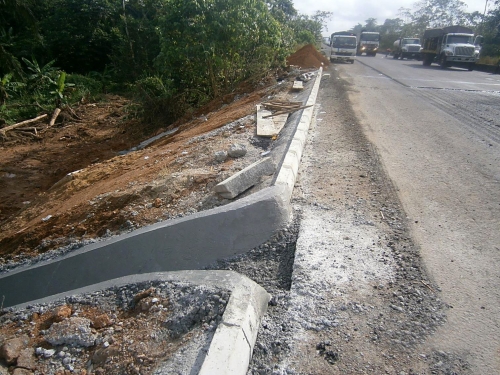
<box><xmin>133</xmin><ymin>75</ymin><xmax>190</xmax><ymax>128</ymax></box>
<box><xmin>66</xmin><ymin>74</ymin><xmax>103</xmax><ymax>102</ymax></box>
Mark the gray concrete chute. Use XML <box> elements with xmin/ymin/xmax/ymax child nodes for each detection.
<box><xmin>0</xmin><ymin>68</ymin><xmax>323</xmax><ymax>311</ymax></box>
<box><xmin>0</xmin><ymin>185</ymin><xmax>289</xmax><ymax>308</ymax></box>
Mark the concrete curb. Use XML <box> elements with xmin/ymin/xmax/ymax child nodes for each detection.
<box><xmin>275</xmin><ymin>68</ymin><xmax>323</xmax><ymax>202</ymax></box>
<box><xmin>11</xmin><ymin>270</ymin><xmax>270</xmax><ymax>375</ymax></box>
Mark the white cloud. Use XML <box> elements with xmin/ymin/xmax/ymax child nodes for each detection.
<box><xmin>292</xmin><ymin>0</ymin><xmax>489</xmax><ymax>36</ymax></box>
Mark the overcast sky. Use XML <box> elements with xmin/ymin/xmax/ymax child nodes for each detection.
<box><xmin>293</xmin><ymin>0</ymin><xmax>490</xmax><ymax>36</ymax></box>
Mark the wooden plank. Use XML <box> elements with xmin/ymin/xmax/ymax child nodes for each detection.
<box><xmin>256</xmin><ymin>104</ymin><xmax>289</xmax><ymax>137</ymax></box>
<box><xmin>292</xmin><ymin>81</ymin><xmax>304</xmax><ymax>90</ymax></box>
<box><xmin>261</xmin><ymin>105</ymin><xmax>312</xmax><ymax>119</ymax></box>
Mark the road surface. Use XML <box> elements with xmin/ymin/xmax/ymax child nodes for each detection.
<box><xmin>304</xmin><ymin>55</ymin><xmax>500</xmax><ymax>373</ymax></box>
<box><xmin>250</xmin><ymin>55</ymin><xmax>500</xmax><ymax>374</ymax></box>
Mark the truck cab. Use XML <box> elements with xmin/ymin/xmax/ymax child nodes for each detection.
<box><xmin>392</xmin><ymin>38</ymin><xmax>421</xmax><ymax>60</ymax></box>
<box><xmin>357</xmin><ymin>32</ymin><xmax>380</xmax><ymax>56</ymax></box>
<box><xmin>330</xmin><ymin>32</ymin><xmax>357</xmax><ymax>63</ymax></box>
<box><xmin>421</xmin><ymin>26</ymin><xmax>478</xmax><ymax>70</ymax></box>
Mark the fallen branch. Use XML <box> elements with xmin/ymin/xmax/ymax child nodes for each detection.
<box><xmin>16</xmin><ymin>131</ymin><xmax>42</xmax><ymax>140</ymax></box>
<box><xmin>49</xmin><ymin>108</ymin><xmax>61</xmax><ymax>127</ymax></box>
<box><xmin>0</xmin><ymin>114</ymin><xmax>48</xmax><ymax>135</ymax></box>
<box><xmin>15</xmin><ymin>127</ymin><xmax>40</xmax><ymax>135</ymax></box>
<box><xmin>67</xmin><ymin>105</ymin><xmax>82</xmax><ymax>120</ymax></box>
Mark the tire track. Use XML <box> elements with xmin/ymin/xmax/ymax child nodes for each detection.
<box><xmin>356</xmin><ymin>59</ymin><xmax>500</xmax><ymax>145</ymax></box>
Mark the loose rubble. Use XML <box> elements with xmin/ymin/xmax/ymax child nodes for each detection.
<box><xmin>0</xmin><ymin>281</ymin><xmax>229</xmax><ymax>374</ymax></box>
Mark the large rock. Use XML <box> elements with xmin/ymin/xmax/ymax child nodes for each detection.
<box><xmin>0</xmin><ymin>335</ymin><xmax>29</xmax><ymax>365</ymax></box>
<box><xmin>45</xmin><ymin>317</ymin><xmax>97</xmax><ymax>347</ymax></box>
<box><xmin>16</xmin><ymin>348</ymin><xmax>36</xmax><ymax>370</ymax></box>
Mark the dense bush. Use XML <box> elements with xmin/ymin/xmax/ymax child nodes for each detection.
<box><xmin>1</xmin><ymin>0</ymin><xmax>330</xmax><ymax>127</ymax></box>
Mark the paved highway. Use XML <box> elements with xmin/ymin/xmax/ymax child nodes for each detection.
<box><xmin>342</xmin><ymin>55</ymin><xmax>500</xmax><ymax>373</ymax></box>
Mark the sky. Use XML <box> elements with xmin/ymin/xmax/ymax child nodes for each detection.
<box><xmin>292</xmin><ymin>0</ymin><xmax>491</xmax><ymax>36</ymax></box>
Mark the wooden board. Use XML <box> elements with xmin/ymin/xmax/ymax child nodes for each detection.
<box><xmin>256</xmin><ymin>104</ymin><xmax>289</xmax><ymax>137</ymax></box>
<box><xmin>292</xmin><ymin>81</ymin><xmax>304</xmax><ymax>90</ymax></box>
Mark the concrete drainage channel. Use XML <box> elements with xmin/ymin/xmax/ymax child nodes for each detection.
<box><xmin>0</xmin><ymin>68</ymin><xmax>323</xmax><ymax>374</ymax></box>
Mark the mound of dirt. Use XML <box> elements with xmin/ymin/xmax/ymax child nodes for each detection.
<box><xmin>286</xmin><ymin>44</ymin><xmax>329</xmax><ymax>69</ymax></box>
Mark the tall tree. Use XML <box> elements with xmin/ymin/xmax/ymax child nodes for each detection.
<box><xmin>411</xmin><ymin>0</ymin><xmax>469</xmax><ymax>29</ymax></box>
<box><xmin>0</xmin><ymin>0</ymin><xmax>37</xmax><ymax>76</ymax></box>
<box><xmin>156</xmin><ymin>0</ymin><xmax>283</xmax><ymax>101</ymax></box>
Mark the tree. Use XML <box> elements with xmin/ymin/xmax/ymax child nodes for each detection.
<box><xmin>0</xmin><ymin>0</ymin><xmax>37</xmax><ymax>77</ymax></box>
<box><xmin>156</xmin><ymin>0</ymin><xmax>284</xmax><ymax>102</ymax></box>
<box><xmin>266</xmin><ymin>0</ymin><xmax>297</xmax><ymax>23</ymax></box>
<box><xmin>411</xmin><ymin>0</ymin><xmax>468</xmax><ymax>29</ymax></box>
<box><xmin>364</xmin><ymin>18</ymin><xmax>378</xmax><ymax>31</ymax></box>
<box><xmin>38</xmin><ymin>0</ymin><xmax>119</xmax><ymax>74</ymax></box>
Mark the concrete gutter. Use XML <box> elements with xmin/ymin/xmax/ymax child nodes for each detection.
<box><xmin>0</xmin><ymin>185</ymin><xmax>289</xmax><ymax>307</ymax></box>
<box><xmin>1</xmin><ymin>67</ymin><xmax>323</xmax><ymax>372</ymax></box>
<box><xmin>11</xmin><ymin>270</ymin><xmax>270</xmax><ymax>375</ymax></box>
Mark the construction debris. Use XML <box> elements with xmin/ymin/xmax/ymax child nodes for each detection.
<box><xmin>292</xmin><ymin>81</ymin><xmax>304</xmax><ymax>90</ymax></box>
<box><xmin>256</xmin><ymin>100</ymin><xmax>312</xmax><ymax>137</ymax></box>
<box><xmin>261</xmin><ymin>101</ymin><xmax>309</xmax><ymax>118</ymax></box>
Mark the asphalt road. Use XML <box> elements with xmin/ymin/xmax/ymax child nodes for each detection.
<box><xmin>342</xmin><ymin>55</ymin><xmax>500</xmax><ymax>373</ymax></box>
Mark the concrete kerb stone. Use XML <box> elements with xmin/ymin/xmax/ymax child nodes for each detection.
<box><xmin>275</xmin><ymin>67</ymin><xmax>323</xmax><ymax>202</ymax></box>
<box><xmin>10</xmin><ymin>270</ymin><xmax>270</xmax><ymax>375</ymax></box>
<box><xmin>0</xmin><ymin>184</ymin><xmax>289</xmax><ymax>308</ymax></box>
<box><xmin>214</xmin><ymin>157</ymin><xmax>276</xmax><ymax>199</ymax></box>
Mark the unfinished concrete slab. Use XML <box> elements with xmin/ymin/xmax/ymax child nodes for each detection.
<box><xmin>292</xmin><ymin>81</ymin><xmax>304</xmax><ymax>90</ymax></box>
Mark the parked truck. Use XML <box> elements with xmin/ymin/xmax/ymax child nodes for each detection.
<box><xmin>357</xmin><ymin>31</ymin><xmax>380</xmax><ymax>56</ymax></box>
<box><xmin>392</xmin><ymin>37</ymin><xmax>421</xmax><ymax>60</ymax></box>
<box><xmin>421</xmin><ymin>26</ymin><xmax>479</xmax><ymax>70</ymax></box>
<box><xmin>330</xmin><ymin>31</ymin><xmax>357</xmax><ymax>63</ymax></box>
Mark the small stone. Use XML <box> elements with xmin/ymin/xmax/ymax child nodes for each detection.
<box><xmin>92</xmin><ymin>314</ymin><xmax>112</xmax><ymax>329</ymax></box>
<box><xmin>227</xmin><ymin>144</ymin><xmax>246</xmax><ymax>158</ymax></box>
<box><xmin>214</xmin><ymin>150</ymin><xmax>228</xmax><ymax>163</ymax></box>
<box><xmin>43</xmin><ymin>349</ymin><xmax>56</xmax><ymax>358</ymax></box>
<box><xmin>52</xmin><ymin>305</ymin><xmax>72</xmax><ymax>322</ymax></box>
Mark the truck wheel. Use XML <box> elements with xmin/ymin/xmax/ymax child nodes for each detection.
<box><xmin>439</xmin><ymin>54</ymin><xmax>447</xmax><ymax>69</ymax></box>
<box><xmin>468</xmin><ymin>63</ymin><xmax>474</xmax><ymax>71</ymax></box>
<box><xmin>351</xmin><ymin>60</ymin><xmax>355</xmax><ymax>64</ymax></box>
<box><xmin>423</xmin><ymin>55</ymin><xmax>433</xmax><ymax>66</ymax></box>
<box><xmin>393</xmin><ymin>53</ymin><xmax>398</xmax><ymax>59</ymax></box>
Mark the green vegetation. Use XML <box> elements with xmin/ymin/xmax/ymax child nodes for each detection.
<box><xmin>0</xmin><ymin>0</ymin><xmax>330</xmax><ymax>127</ymax></box>
<box><xmin>348</xmin><ymin>0</ymin><xmax>500</xmax><ymax>57</ymax></box>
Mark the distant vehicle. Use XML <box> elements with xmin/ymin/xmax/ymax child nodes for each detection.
<box><xmin>357</xmin><ymin>31</ymin><xmax>380</xmax><ymax>56</ymax></box>
<box><xmin>392</xmin><ymin>37</ymin><xmax>421</xmax><ymax>60</ymax></box>
<box><xmin>421</xmin><ymin>26</ymin><xmax>478</xmax><ymax>70</ymax></box>
<box><xmin>330</xmin><ymin>32</ymin><xmax>357</xmax><ymax>64</ymax></box>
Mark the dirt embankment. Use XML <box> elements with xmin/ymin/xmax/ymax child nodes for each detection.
<box><xmin>0</xmin><ymin>45</ymin><xmax>323</xmax><ymax>265</ymax></box>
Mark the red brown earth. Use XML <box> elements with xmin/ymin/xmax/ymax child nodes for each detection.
<box><xmin>0</xmin><ymin>45</ymin><xmax>327</xmax><ymax>265</ymax></box>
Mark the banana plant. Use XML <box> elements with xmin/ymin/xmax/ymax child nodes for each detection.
<box><xmin>49</xmin><ymin>71</ymin><xmax>74</xmax><ymax>107</ymax></box>
<box><xmin>22</xmin><ymin>57</ymin><xmax>57</xmax><ymax>90</ymax></box>
<box><xmin>0</xmin><ymin>73</ymin><xmax>12</xmax><ymax>105</ymax></box>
